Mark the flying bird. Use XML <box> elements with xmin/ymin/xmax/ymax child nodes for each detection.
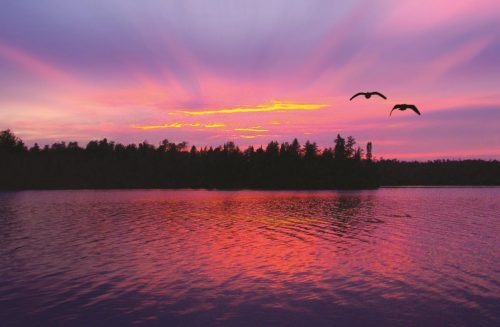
<box><xmin>350</xmin><ymin>92</ymin><xmax>387</xmax><ymax>101</ymax></box>
<box><xmin>390</xmin><ymin>104</ymin><xmax>421</xmax><ymax>116</ymax></box>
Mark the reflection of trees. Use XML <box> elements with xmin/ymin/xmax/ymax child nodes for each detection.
<box><xmin>0</xmin><ymin>193</ymin><xmax>22</xmax><ymax>246</ymax></box>
<box><xmin>324</xmin><ymin>193</ymin><xmax>380</xmax><ymax>239</ymax></box>
<box><xmin>252</xmin><ymin>192</ymin><xmax>380</xmax><ymax>242</ymax></box>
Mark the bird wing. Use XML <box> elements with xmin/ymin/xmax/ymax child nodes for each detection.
<box><xmin>389</xmin><ymin>105</ymin><xmax>400</xmax><ymax>116</ymax></box>
<box><xmin>408</xmin><ymin>105</ymin><xmax>421</xmax><ymax>115</ymax></box>
<box><xmin>371</xmin><ymin>92</ymin><xmax>387</xmax><ymax>100</ymax></box>
<box><xmin>350</xmin><ymin>92</ymin><xmax>365</xmax><ymax>101</ymax></box>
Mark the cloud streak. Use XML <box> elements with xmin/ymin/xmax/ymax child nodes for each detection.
<box><xmin>176</xmin><ymin>101</ymin><xmax>329</xmax><ymax>116</ymax></box>
<box><xmin>234</xmin><ymin>127</ymin><xmax>269</xmax><ymax>132</ymax></box>
<box><xmin>133</xmin><ymin>123</ymin><xmax>225</xmax><ymax>130</ymax></box>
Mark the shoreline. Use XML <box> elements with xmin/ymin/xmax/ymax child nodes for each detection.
<box><xmin>2</xmin><ymin>185</ymin><xmax>500</xmax><ymax>192</ymax></box>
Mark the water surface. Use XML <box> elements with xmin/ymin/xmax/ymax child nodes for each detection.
<box><xmin>1</xmin><ymin>189</ymin><xmax>499</xmax><ymax>326</ymax></box>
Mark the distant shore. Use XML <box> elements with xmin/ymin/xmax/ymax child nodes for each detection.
<box><xmin>3</xmin><ymin>184</ymin><xmax>500</xmax><ymax>192</ymax></box>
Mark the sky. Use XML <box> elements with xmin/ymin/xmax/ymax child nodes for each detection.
<box><xmin>0</xmin><ymin>0</ymin><xmax>499</xmax><ymax>160</ymax></box>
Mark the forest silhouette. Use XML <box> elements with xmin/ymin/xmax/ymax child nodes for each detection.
<box><xmin>1</xmin><ymin>129</ymin><xmax>499</xmax><ymax>190</ymax></box>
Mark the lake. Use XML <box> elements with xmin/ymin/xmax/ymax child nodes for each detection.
<box><xmin>1</xmin><ymin>188</ymin><xmax>499</xmax><ymax>326</ymax></box>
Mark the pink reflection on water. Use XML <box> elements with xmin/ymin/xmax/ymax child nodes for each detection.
<box><xmin>0</xmin><ymin>189</ymin><xmax>499</xmax><ymax>325</ymax></box>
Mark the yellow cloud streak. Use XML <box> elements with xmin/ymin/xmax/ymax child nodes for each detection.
<box><xmin>234</xmin><ymin>127</ymin><xmax>269</xmax><ymax>132</ymax></box>
<box><xmin>133</xmin><ymin>123</ymin><xmax>225</xmax><ymax>130</ymax></box>
<box><xmin>176</xmin><ymin>101</ymin><xmax>329</xmax><ymax>116</ymax></box>
<box><xmin>204</xmin><ymin>123</ymin><xmax>226</xmax><ymax>128</ymax></box>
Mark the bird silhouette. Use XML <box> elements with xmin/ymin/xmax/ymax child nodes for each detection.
<box><xmin>350</xmin><ymin>92</ymin><xmax>387</xmax><ymax>101</ymax></box>
<box><xmin>390</xmin><ymin>104</ymin><xmax>421</xmax><ymax>116</ymax></box>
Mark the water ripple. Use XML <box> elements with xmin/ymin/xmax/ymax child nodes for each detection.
<box><xmin>1</xmin><ymin>188</ymin><xmax>499</xmax><ymax>326</ymax></box>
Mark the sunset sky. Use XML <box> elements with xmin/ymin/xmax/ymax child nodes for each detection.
<box><xmin>1</xmin><ymin>0</ymin><xmax>499</xmax><ymax>160</ymax></box>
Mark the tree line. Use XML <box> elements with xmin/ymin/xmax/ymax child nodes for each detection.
<box><xmin>1</xmin><ymin>129</ymin><xmax>499</xmax><ymax>190</ymax></box>
<box><xmin>377</xmin><ymin>159</ymin><xmax>500</xmax><ymax>186</ymax></box>
<box><xmin>0</xmin><ymin>130</ymin><xmax>377</xmax><ymax>189</ymax></box>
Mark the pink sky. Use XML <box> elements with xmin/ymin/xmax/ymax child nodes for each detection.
<box><xmin>0</xmin><ymin>0</ymin><xmax>499</xmax><ymax>160</ymax></box>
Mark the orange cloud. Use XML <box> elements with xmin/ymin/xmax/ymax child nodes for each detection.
<box><xmin>239</xmin><ymin>134</ymin><xmax>266</xmax><ymax>139</ymax></box>
<box><xmin>175</xmin><ymin>101</ymin><xmax>329</xmax><ymax>116</ymax></box>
